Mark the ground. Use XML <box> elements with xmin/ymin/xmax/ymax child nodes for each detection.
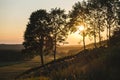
<box><xmin>0</xmin><ymin>45</ymin><xmax>82</xmax><ymax>80</ymax></box>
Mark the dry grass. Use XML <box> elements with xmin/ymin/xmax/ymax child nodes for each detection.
<box><xmin>0</xmin><ymin>45</ymin><xmax>82</xmax><ymax>80</ymax></box>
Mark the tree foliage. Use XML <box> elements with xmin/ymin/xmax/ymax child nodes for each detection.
<box><xmin>22</xmin><ymin>0</ymin><xmax>120</xmax><ymax>66</ymax></box>
<box><xmin>69</xmin><ymin>0</ymin><xmax>118</xmax><ymax>48</ymax></box>
<box><xmin>23</xmin><ymin>9</ymin><xmax>53</xmax><ymax>65</ymax></box>
<box><xmin>110</xmin><ymin>27</ymin><xmax>120</xmax><ymax>46</ymax></box>
<box><xmin>69</xmin><ymin>1</ymin><xmax>90</xmax><ymax>50</ymax></box>
<box><xmin>50</xmin><ymin>8</ymin><xmax>68</xmax><ymax>60</ymax></box>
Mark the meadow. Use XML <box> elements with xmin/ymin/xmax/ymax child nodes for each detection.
<box><xmin>0</xmin><ymin>41</ymin><xmax>119</xmax><ymax>80</ymax></box>
<box><xmin>0</xmin><ymin>41</ymin><xmax>120</xmax><ymax>80</ymax></box>
<box><xmin>0</xmin><ymin>44</ymin><xmax>82</xmax><ymax>80</ymax></box>
<box><xmin>16</xmin><ymin>44</ymin><xmax>120</xmax><ymax>80</ymax></box>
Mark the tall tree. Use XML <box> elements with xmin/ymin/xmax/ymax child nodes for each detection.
<box><xmin>50</xmin><ymin>8</ymin><xmax>68</xmax><ymax>60</ymax></box>
<box><xmin>69</xmin><ymin>1</ymin><xmax>90</xmax><ymax>50</ymax></box>
<box><xmin>87</xmin><ymin>8</ymin><xmax>98</xmax><ymax>48</ymax></box>
<box><xmin>88</xmin><ymin>0</ymin><xmax>117</xmax><ymax>47</ymax></box>
<box><xmin>88</xmin><ymin>0</ymin><xmax>105</xmax><ymax>47</ymax></box>
<box><xmin>23</xmin><ymin>9</ymin><xmax>52</xmax><ymax>65</ymax></box>
<box><xmin>114</xmin><ymin>0</ymin><xmax>120</xmax><ymax>26</ymax></box>
<box><xmin>109</xmin><ymin>27</ymin><xmax>120</xmax><ymax>46</ymax></box>
<box><xmin>102</xmin><ymin>0</ymin><xmax>116</xmax><ymax>46</ymax></box>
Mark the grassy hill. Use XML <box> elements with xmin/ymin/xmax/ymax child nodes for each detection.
<box><xmin>0</xmin><ymin>44</ymin><xmax>82</xmax><ymax>80</ymax></box>
<box><xmin>1</xmin><ymin>42</ymin><xmax>120</xmax><ymax>80</ymax></box>
<box><xmin>16</xmin><ymin>44</ymin><xmax>120</xmax><ymax>80</ymax></box>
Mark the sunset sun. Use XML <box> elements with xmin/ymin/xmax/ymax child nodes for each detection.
<box><xmin>78</xmin><ymin>25</ymin><xmax>84</xmax><ymax>31</ymax></box>
<box><xmin>71</xmin><ymin>25</ymin><xmax>85</xmax><ymax>38</ymax></box>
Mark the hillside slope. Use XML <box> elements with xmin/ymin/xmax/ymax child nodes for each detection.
<box><xmin>16</xmin><ymin>43</ymin><xmax>120</xmax><ymax>80</ymax></box>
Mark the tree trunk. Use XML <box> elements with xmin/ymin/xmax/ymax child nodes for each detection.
<box><xmin>40</xmin><ymin>52</ymin><xmax>44</xmax><ymax>66</ymax></box>
<box><xmin>40</xmin><ymin>36</ymin><xmax>44</xmax><ymax>66</ymax></box>
<box><xmin>83</xmin><ymin>32</ymin><xmax>86</xmax><ymax>50</ymax></box>
<box><xmin>97</xmin><ymin>10</ymin><xmax>101</xmax><ymax>47</ymax></box>
<box><xmin>98</xmin><ymin>26</ymin><xmax>101</xmax><ymax>46</ymax></box>
<box><xmin>107</xmin><ymin>23</ymin><xmax>111</xmax><ymax>46</ymax></box>
<box><xmin>106</xmin><ymin>26</ymin><xmax>109</xmax><ymax>46</ymax></box>
<box><xmin>54</xmin><ymin>27</ymin><xmax>57</xmax><ymax>61</ymax></box>
<box><xmin>97</xmin><ymin>11</ymin><xmax>101</xmax><ymax>46</ymax></box>
<box><xmin>108</xmin><ymin>24</ymin><xmax>111</xmax><ymax>40</ymax></box>
<box><xmin>94</xmin><ymin>24</ymin><xmax>97</xmax><ymax>48</ymax></box>
<box><xmin>54</xmin><ymin>37</ymin><xmax>56</xmax><ymax>61</ymax></box>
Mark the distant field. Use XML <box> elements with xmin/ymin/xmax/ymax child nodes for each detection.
<box><xmin>0</xmin><ymin>44</ymin><xmax>82</xmax><ymax>63</ymax></box>
<box><xmin>0</xmin><ymin>44</ymin><xmax>82</xmax><ymax>80</ymax></box>
<box><xmin>0</xmin><ymin>44</ymin><xmax>24</xmax><ymax>50</ymax></box>
<box><xmin>0</xmin><ymin>44</ymin><xmax>24</xmax><ymax>67</ymax></box>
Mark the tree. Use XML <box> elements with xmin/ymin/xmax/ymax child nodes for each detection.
<box><xmin>88</xmin><ymin>0</ymin><xmax>106</xmax><ymax>47</ymax></box>
<box><xmin>114</xmin><ymin>0</ymin><xmax>120</xmax><ymax>25</ymax></box>
<box><xmin>69</xmin><ymin>1</ymin><xmax>91</xmax><ymax>50</ymax></box>
<box><xmin>99</xmin><ymin>0</ymin><xmax>116</xmax><ymax>46</ymax></box>
<box><xmin>110</xmin><ymin>27</ymin><xmax>120</xmax><ymax>46</ymax></box>
<box><xmin>88</xmin><ymin>0</ymin><xmax>118</xmax><ymax>47</ymax></box>
<box><xmin>23</xmin><ymin>9</ymin><xmax>52</xmax><ymax>65</ymax></box>
<box><xmin>106</xmin><ymin>1</ymin><xmax>114</xmax><ymax>44</ymax></box>
<box><xmin>50</xmin><ymin>8</ymin><xmax>68</xmax><ymax>60</ymax></box>
<box><xmin>86</xmin><ymin>5</ymin><xmax>98</xmax><ymax>48</ymax></box>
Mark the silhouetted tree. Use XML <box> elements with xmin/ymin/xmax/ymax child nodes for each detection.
<box><xmin>69</xmin><ymin>1</ymin><xmax>90</xmax><ymax>50</ymax></box>
<box><xmin>88</xmin><ymin>0</ymin><xmax>106</xmax><ymax>47</ymax></box>
<box><xmin>106</xmin><ymin>1</ymin><xmax>113</xmax><ymax>42</ymax></box>
<box><xmin>114</xmin><ymin>0</ymin><xmax>120</xmax><ymax>25</ymax></box>
<box><xmin>50</xmin><ymin>8</ymin><xmax>68</xmax><ymax>60</ymax></box>
<box><xmin>89</xmin><ymin>0</ymin><xmax>118</xmax><ymax>47</ymax></box>
<box><xmin>102</xmin><ymin>0</ymin><xmax>116</xmax><ymax>46</ymax></box>
<box><xmin>110</xmin><ymin>27</ymin><xmax>120</xmax><ymax>46</ymax></box>
<box><xmin>86</xmin><ymin>4</ymin><xmax>98</xmax><ymax>48</ymax></box>
<box><xmin>23</xmin><ymin>9</ymin><xmax>53</xmax><ymax>65</ymax></box>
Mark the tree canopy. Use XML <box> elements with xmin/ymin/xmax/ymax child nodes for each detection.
<box><xmin>49</xmin><ymin>8</ymin><xmax>68</xmax><ymax>60</ymax></box>
<box><xmin>23</xmin><ymin>0</ymin><xmax>120</xmax><ymax>65</ymax></box>
<box><xmin>23</xmin><ymin>9</ymin><xmax>53</xmax><ymax>65</ymax></box>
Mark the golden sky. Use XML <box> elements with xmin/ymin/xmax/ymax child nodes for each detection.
<box><xmin>0</xmin><ymin>0</ymin><xmax>82</xmax><ymax>44</ymax></box>
<box><xmin>0</xmin><ymin>0</ymin><xmax>88</xmax><ymax>45</ymax></box>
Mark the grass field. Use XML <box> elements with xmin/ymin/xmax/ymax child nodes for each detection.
<box><xmin>16</xmin><ymin>45</ymin><xmax>120</xmax><ymax>80</ymax></box>
<box><xmin>0</xmin><ymin>44</ymin><xmax>82</xmax><ymax>80</ymax></box>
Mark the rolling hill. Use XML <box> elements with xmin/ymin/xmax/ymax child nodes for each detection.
<box><xmin>16</xmin><ymin>44</ymin><xmax>120</xmax><ymax>80</ymax></box>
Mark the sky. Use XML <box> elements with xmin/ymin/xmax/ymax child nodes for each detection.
<box><xmin>0</xmin><ymin>0</ymin><xmax>86</xmax><ymax>45</ymax></box>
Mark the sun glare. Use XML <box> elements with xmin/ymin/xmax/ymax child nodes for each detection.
<box><xmin>78</xmin><ymin>25</ymin><xmax>84</xmax><ymax>31</ymax></box>
<box><xmin>70</xmin><ymin>25</ymin><xmax>85</xmax><ymax>38</ymax></box>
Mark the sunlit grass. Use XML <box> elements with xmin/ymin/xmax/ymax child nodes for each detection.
<box><xmin>19</xmin><ymin>45</ymin><xmax>120</xmax><ymax>80</ymax></box>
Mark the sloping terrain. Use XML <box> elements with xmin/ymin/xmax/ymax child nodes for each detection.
<box><xmin>17</xmin><ymin>45</ymin><xmax>120</xmax><ymax>80</ymax></box>
<box><xmin>0</xmin><ymin>44</ymin><xmax>82</xmax><ymax>80</ymax></box>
